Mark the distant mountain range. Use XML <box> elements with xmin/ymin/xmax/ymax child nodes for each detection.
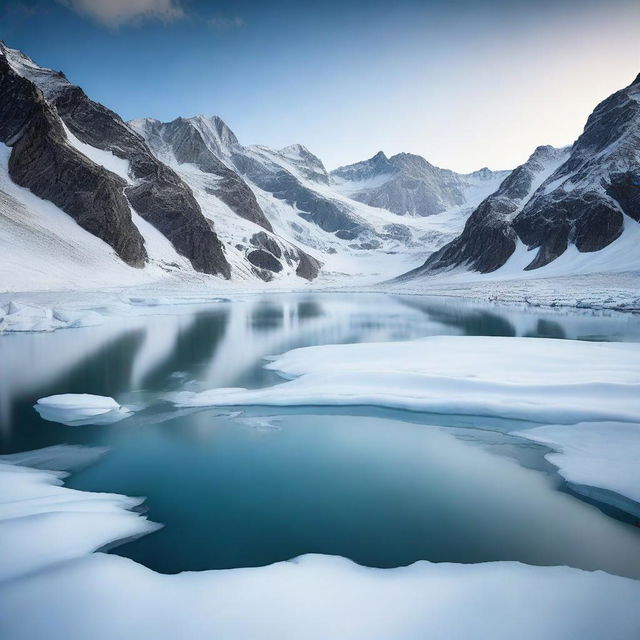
<box><xmin>0</xmin><ymin>40</ymin><xmax>638</xmax><ymax>291</ymax></box>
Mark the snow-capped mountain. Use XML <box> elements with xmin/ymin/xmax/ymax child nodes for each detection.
<box><xmin>512</xmin><ymin>74</ymin><xmax>640</xmax><ymax>270</ymax></box>
<box><xmin>402</xmin><ymin>73</ymin><xmax>640</xmax><ymax>281</ymax></box>
<box><xmin>131</xmin><ymin>113</ymin><xmax>507</xmax><ymax>284</ymax></box>
<box><xmin>2</xmin><ymin>39</ymin><xmax>636</xmax><ymax>294</ymax></box>
<box><xmin>0</xmin><ymin>42</ymin><xmax>231</xmax><ymax>279</ymax></box>
<box><xmin>331</xmin><ymin>151</ymin><xmax>509</xmax><ymax>217</ymax></box>
<box><xmin>131</xmin><ymin>116</ymin><xmax>273</xmax><ymax>232</ymax></box>
<box><xmin>403</xmin><ymin>145</ymin><xmax>570</xmax><ymax>276</ymax></box>
<box><xmin>0</xmin><ymin>41</ymin><xmax>514</xmax><ymax>290</ymax></box>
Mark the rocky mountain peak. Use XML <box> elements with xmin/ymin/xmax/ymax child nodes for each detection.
<box><xmin>277</xmin><ymin>143</ymin><xmax>329</xmax><ymax>183</ymax></box>
<box><xmin>189</xmin><ymin>114</ymin><xmax>239</xmax><ymax>150</ymax></box>
<box><xmin>330</xmin><ymin>151</ymin><xmax>395</xmax><ymax>183</ymax></box>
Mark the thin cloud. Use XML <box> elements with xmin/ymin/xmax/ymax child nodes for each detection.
<box><xmin>60</xmin><ymin>0</ymin><xmax>185</xmax><ymax>28</ymax></box>
<box><xmin>207</xmin><ymin>15</ymin><xmax>245</xmax><ymax>30</ymax></box>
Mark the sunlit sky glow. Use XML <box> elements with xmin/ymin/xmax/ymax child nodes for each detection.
<box><xmin>2</xmin><ymin>0</ymin><xmax>639</xmax><ymax>172</ymax></box>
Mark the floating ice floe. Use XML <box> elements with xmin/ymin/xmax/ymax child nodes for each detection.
<box><xmin>1</xmin><ymin>450</ymin><xmax>640</xmax><ymax>638</ymax></box>
<box><xmin>238</xmin><ymin>416</ymin><xmax>282</xmax><ymax>432</ymax></box>
<box><xmin>168</xmin><ymin>336</ymin><xmax>640</xmax><ymax>424</ymax></box>
<box><xmin>123</xmin><ymin>295</ymin><xmax>232</xmax><ymax>306</ymax></box>
<box><xmin>515</xmin><ymin>421</ymin><xmax>640</xmax><ymax>513</ymax></box>
<box><xmin>0</xmin><ymin>301</ymin><xmax>104</xmax><ymax>333</ymax></box>
<box><xmin>35</xmin><ymin>394</ymin><xmax>132</xmax><ymax>426</ymax></box>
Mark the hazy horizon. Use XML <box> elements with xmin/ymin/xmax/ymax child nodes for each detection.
<box><xmin>2</xmin><ymin>0</ymin><xmax>639</xmax><ymax>172</ymax></box>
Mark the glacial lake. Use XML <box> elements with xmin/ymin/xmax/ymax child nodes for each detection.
<box><xmin>2</xmin><ymin>293</ymin><xmax>640</xmax><ymax>578</ymax></box>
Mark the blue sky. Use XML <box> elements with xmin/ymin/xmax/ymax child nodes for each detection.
<box><xmin>2</xmin><ymin>0</ymin><xmax>639</xmax><ymax>171</ymax></box>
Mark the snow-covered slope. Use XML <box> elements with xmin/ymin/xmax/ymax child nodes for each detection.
<box><xmin>0</xmin><ymin>40</ymin><xmax>235</xmax><ymax>287</ymax></box>
<box><xmin>0</xmin><ymin>143</ymin><xmax>203</xmax><ymax>292</ymax></box>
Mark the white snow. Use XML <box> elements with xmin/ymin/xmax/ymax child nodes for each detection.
<box><xmin>61</xmin><ymin>123</ymin><xmax>131</xmax><ymax>181</ymax></box>
<box><xmin>36</xmin><ymin>394</ymin><xmax>121</xmax><ymax>414</ymax></box>
<box><xmin>385</xmin><ymin>270</ymin><xmax>640</xmax><ymax>313</ymax></box>
<box><xmin>0</xmin><ymin>42</ymin><xmax>68</xmax><ymax>100</ymax></box>
<box><xmin>515</xmin><ymin>421</ymin><xmax>640</xmax><ymax>507</ymax></box>
<box><xmin>35</xmin><ymin>394</ymin><xmax>132</xmax><ymax>426</ymax></box>
<box><xmin>1</xmin><ymin>451</ymin><xmax>640</xmax><ymax>639</ymax></box>
<box><xmin>0</xmin><ymin>300</ymin><xmax>105</xmax><ymax>332</ymax></box>
<box><xmin>0</xmin><ymin>143</ymin><xmax>209</xmax><ymax>294</ymax></box>
<box><xmin>495</xmin><ymin>215</ymin><xmax>640</xmax><ymax>277</ymax></box>
<box><xmin>0</xmin><ymin>456</ymin><xmax>160</xmax><ymax>582</ymax></box>
<box><xmin>168</xmin><ymin>336</ymin><xmax>640</xmax><ymax>424</ymax></box>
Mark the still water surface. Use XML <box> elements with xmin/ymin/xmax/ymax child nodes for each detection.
<box><xmin>1</xmin><ymin>293</ymin><xmax>640</xmax><ymax>577</ymax></box>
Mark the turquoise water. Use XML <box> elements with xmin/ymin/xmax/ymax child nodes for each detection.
<box><xmin>2</xmin><ymin>293</ymin><xmax>640</xmax><ymax>577</ymax></box>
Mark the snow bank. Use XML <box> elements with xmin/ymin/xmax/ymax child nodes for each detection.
<box><xmin>3</xmin><ymin>554</ymin><xmax>640</xmax><ymax>640</ymax></box>
<box><xmin>515</xmin><ymin>422</ymin><xmax>640</xmax><ymax>509</ymax></box>
<box><xmin>0</xmin><ymin>454</ymin><xmax>160</xmax><ymax>582</ymax></box>
<box><xmin>1</xmin><ymin>449</ymin><xmax>640</xmax><ymax>639</ymax></box>
<box><xmin>35</xmin><ymin>394</ymin><xmax>132</xmax><ymax>426</ymax></box>
<box><xmin>168</xmin><ymin>336</ymin><xmax>640</xmax><ymax>424</ymax></box>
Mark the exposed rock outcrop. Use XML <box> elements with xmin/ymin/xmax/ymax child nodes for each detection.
<box><xmin>130</xmin><ymin>116</ymin><xmax>273</xmax><ymax>232</ymax></box>
<box><xmin>133</xmin><ymin>116</ymin><xmax>327</xmax><ymax>280</ymax></box>
<box><xmin>511</xmin><ymin>74</ymin><xmax>640</xmax><ymax>269</ymax></box>
<box><xmin>0</xmin><ymin>48</ymin><xmax>147</xmax><ymax>267</ymax></box>
<box><xmin>1</xmin><ymin>42</ymin><xmax>230</xmax><ymax>277</ymax></box>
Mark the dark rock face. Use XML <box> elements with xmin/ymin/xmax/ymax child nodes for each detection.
<box><xmin>247</xmin><ymin>249</ymin><xmax>282</xmax><ymax>273</ymax></box>
<box><xmin>250</xmin><ymin>231</ymin><xmax>282</xmax><ymax>258</ymax></box>
<box><xmin>406</xmin><ymin>200</ymin><xmax>519</xmax><ymax>277</ymax></box>
<box><xmin>0</xmin><ymin>52</ymin><xmax>147</xmax><ymax>267</ymax></box>
<box><xmin>295</xmin><ymin>250</ymin><xmax>322</xmax><ymax>280</ymax></box>
<box><xmin>402</xmin><ymin>71</ymin><xmax>640</xmax><ymax>282</ymax></box>
<box><xmin>50</xmin><ymin>88</ymin><xmax>230</xmax><ymax>277</ymax></box>
<box><xmin>510</xmin><ymin>75</ymin><xmax>640</xmax><ymax>269</ymax></box>
<box><xmin>513</xmin><ymin>193</ymin><xmax>622</xmax><ymax>269</ymax></box>
<box><xmin>134</xmin><ymin>114</ymin><xmax>377</xmax><ymax>257</ymax></box>
<box><xmin>132</xmin><ymin>117</ymin><xmax>273</xmax><ymax>232</ymax></box>
<box><xmin>134</xmin><ymin>115</ymin><xmax>325</xmax><ymax>281</ymax></box>
<box><xmin>605</xmin><ymin>172</ymin><xmax>640</xmax><ymax>222</ymax></box>
<box><xmin>248</xmin><ymin>230</ymin><xmax>322</xmax><ymax>281</ymax></box>
<box><xmin>0</xmin><ymin>42</ymin><xmax>230</xmax><ymax>277</ymax></box>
